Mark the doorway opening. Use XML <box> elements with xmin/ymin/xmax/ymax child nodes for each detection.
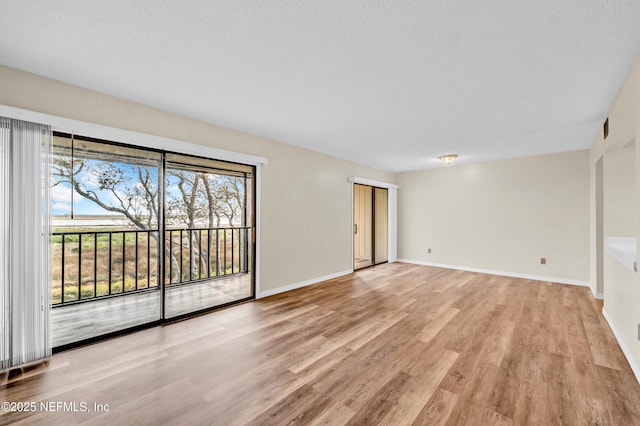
<box><xmin>353</xmin><ymin>184</ymin><xmax>388</xmax><ymax>270</ymax></box>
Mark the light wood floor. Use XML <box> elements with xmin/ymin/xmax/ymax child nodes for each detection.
<box><xmin>2</xmin><ymin>263</ymin><xmax>640</xmax><ymax>425</ymax></box>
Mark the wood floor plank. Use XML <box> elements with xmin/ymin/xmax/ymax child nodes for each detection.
<box><xmin>288</xmin><ymin>320</ymin><xmax>376</xmax><ymax>374</ymax></box>
<box><xmin>480</xmin><ymin>409</ymin><xmax>514</xmax><ymax>426</ymax></box>
<box><xmin>479</xmin><ymin>318</ymin><xmax>516</xmax><ymax>367</ymax></box>
<box><xmin>307</xmin><ymin>403</ymin><xmax>356</xmax><ymax>426</ymax></box>
<box><xmin>411</xmin><ymin>387</ymin><xmax>458</xmax><ymax>426</ymax></box>
<box><xmin>583</xmin><ymin>320</ymin><xmax>629</xmax><ymax>370</ymax></box>
<box><xmin>376</xmin><ymin>350</ymin><xmax>459</xmax><ymax>425</ymax></box>
<box><xmin>346</xmin><ymin>309</ymin><xmax>408</xmax><ymax>351</ymax></box>
<box><xmin>418</xmin><ymin>307</ymin><xmax>460</xmax><ymax>343</ymax></box>
<box><xmin>444</xmin><ymin>360</ymin><xmax>500</xmax><ymax>425</ymax></box>
<box><xmin>343</xmin><ymin>371</ymin><xmax>412</xmax><ymax>426</ymax></box>
<box><xmin>2</xmin><ymin>263</ymin><xmax>640</xmax><ymax>425</ymax></box>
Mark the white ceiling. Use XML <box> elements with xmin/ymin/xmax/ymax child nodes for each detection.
<box><xmin>1</xmin><ymin>1</ymin><xmax>639</xmax><ymax>172</ymax></box>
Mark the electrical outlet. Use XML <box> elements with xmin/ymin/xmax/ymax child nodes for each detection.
<box><xmin>428</xmin><ymin>248</ymin><xmax>432</xmax><ymax>254</ymax></box>
<box><xmin>540</xmin><ymin>258</ymin><xmax>546</xmax><ymax>265</ymax></box>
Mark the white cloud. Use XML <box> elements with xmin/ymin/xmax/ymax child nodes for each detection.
<box><xmin>50</xmin><ymin>184</ymin><xmax>72</xmax><ymax>202</ymax></box>
<box><xmin>52</xmin><ymin>202</ymin><xmax>71</xmax><ymax>211</ymax></box>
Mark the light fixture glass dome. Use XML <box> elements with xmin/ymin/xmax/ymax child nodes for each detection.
<box><xmin>438</xmin><ymin>154</ymin><xmax>458</xmax><ymax>165</ymax></box>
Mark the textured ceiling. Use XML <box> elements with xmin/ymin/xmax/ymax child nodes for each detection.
<box><xmin>1</xmin><ymin>1</ymin><xmax>640</xmax><ymax>172</ymax></box>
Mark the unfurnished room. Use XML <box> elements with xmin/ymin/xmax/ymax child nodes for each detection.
<box><xmin>1</xmin><ymin>1</ymin><xmax>640</xmax><ymax>425</ymax></box>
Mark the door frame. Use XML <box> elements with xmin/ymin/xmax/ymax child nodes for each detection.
<box><xmin>49</xmin><ymin>131</ymin><xmax>260</xmax><ymax>349</ymax></box>
<box><xmin>350</xmin><ymin>177</ymin><xmax>398</xmax><ymax>270</ymax></box>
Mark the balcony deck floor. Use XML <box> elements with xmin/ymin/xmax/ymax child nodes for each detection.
<box><xmin>51</xmin><ymin>274</ymin><xmax>252</xmax><ymax>348</ymax></box>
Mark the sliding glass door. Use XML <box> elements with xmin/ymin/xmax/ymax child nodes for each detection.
<box><xmin>353</xmin><ymin>184</ymin><xmax>388</xmax><ymax>270</ymax></box>
<box><xmin>50</xmin><ymin>133</ymin><xmax>255</xmax><ymax>348</ymax></box>
<box><xmin>164</xmin><ymin>153</ymin><xmax>254</xmax><ymax>318</ymax></box>
<box><xmin>50</xmin><ymin>134</ymin><xmax>163</xmax><ymax>348</ymax></box>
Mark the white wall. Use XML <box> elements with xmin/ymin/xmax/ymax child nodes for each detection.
<box><xmin>0</xmin><ymin>65</ymin><xmax>395</xmax><ymax>294</ymax></box>
<box><xmin>604</xmin><ymin>140</ymin><xmax>635</xmax><ymax>237</ymax></box>
<box><xmin>590</xmin><ymin>56</ymin><xmax>640</xmax><ymax>382</ymax></box>
<box><xmin>396</xmin><ymin>150</ymin><xmax>590</xmax><ymax>283</ymax></box>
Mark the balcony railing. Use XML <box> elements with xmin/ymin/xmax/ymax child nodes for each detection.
<box><xmin>51</xmin><ymin>227</ymin><xmax>250</xmax><ymax>306</ymax></box>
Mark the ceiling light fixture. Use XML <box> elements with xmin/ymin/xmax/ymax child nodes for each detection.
<box><xmin>438</xmin><ymin>154</ymin><xmax>458</xmax><ymax>165</ymax></box>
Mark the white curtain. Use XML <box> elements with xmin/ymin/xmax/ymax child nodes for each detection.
<box><xmin>0</xmin><ymin>116</ymin><xmax>51</xmax><ymax>370</ymax></box>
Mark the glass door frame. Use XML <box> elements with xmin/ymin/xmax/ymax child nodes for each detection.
<box><xmin>50</xmin><ymin>131</ymin><xmax>257</xmax><ymax>351</ymax></box>
<box><xmin>162</xmin><ymin>152</ymin><xmax>256</xmax><ymax>320</ymax></box>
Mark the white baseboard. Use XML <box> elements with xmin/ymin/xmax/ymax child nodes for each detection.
<box><xmin>602</xmin><ymin>307</ymin><xmax>640</xmax><ymax>384</ymax></box>
<box><xmin>397</xmin><ymin>259</ymin><xmax>591</xmax><ymax>287</ymax></box>
<box><xmin>258</xmin><ymin>269</ymin><xmax>353</xmax><ymax>298</ymax></box>
<box><xmin>589</xmin><ymin>284</ymin><xmax>603</xmax><ymax>300</ymax></box>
